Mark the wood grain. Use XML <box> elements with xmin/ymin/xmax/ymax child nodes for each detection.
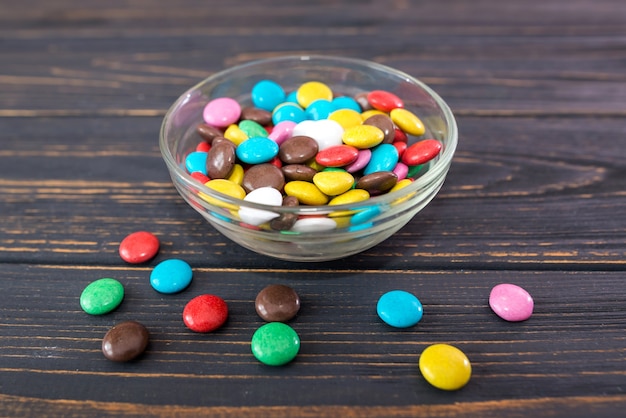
<box><xmin>1</xmin><ymin>0</ymin><xmax>625</xmax><ymax>417</ymax></box>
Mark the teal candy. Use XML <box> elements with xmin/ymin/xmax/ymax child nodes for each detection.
<box><xmin>184</xmin><ymin>151</ymin><xmax>208</xmax><ymax>175</ymax></box>
<box><xmin>377</xmin><ymin>290</ymin><xmax>423</xmax><ymax>328</ymax></box>
<box><xmin>272</xmin><ymin>103</ymin><xmax>307</xmax><ymax>125</ymax></box>
<box><xmin>150</xmin><ymin>259</ymin><xmax>193</xmax><ymax>294</ymax></box>
<box><xmin>239</xmin><ymin>120</ymin><xmax>268</xmax><ymax>138</ymax></box>
<box><xmin>236</xmin><ymin>137</ymin><xmax>280</xmax><ymax>164</ymax></box>
<box><xmin>80</xmin><ymin>278</ymin><xmax>124</xmax><ymax>315</ymax></box>
<box><xmin>332</xmin><ymin>96</ymin><xmax>362</xmax><ymax>112</ymax></box>
<box><xmin>350</xmin><ymin>206</ymin><xmax>382</xmax><ymax>225</ymax></box>
<box><xmin>305</xmin><ymin>99</ymin><xmax>334</xmax><ymax>120</ymax></box>
<box><xmin>251</xmin><ymin>80</ymin><xmax>286</xmax><ymax>112</ymax></box>
<box><xmin>364</xmin><ymin>143</ymin><xmax>399</xmax><ymax>175</ymax></box>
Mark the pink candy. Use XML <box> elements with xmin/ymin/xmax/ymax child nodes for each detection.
<box><xmin>203</xmin><ymin>97</ymin><xmax>242</xmax><ymax>128</ymax></box>
<box><xmin>489</xmin><ymin>283</ymin><xmax>534</xmax><ymax>322</ymax></box>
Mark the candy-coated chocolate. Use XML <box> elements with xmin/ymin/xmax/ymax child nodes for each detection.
<box><xmin>284</xmin><ymin>181</ymin><xmax>329</xmax><ymax>205</ymax></box>
<box><xmin>203</xmin><ymin>179</ymin><xmax>246</xmax><ymax>202</ymax></box>
<box><xmin>345</xmin><ymin>149</ymin><xmax>372</xmax><ymax>173</ymax></box>
<box><xmin>272</xmin><ymin>103</ymin><xmax>307</xmax><ymax>124</ymax></box>
<box><xmin>239</xmin><ymin>187</ymin><xmax>282</xmax><ymax>226</ymax></box>
<box><xmin>342</xmin><ymin>125</ymin><xmax>385</xmax><ymax>149</ymax></box>
<box><xmin>195</xmin><ymin>141</ymin><xmax>210</xmax><ymax>153</ymax></box>
<box><xmin>328</xmin><ymin>188</ymin><xmax>370</xmax><ymax>206</ymax></box>
<box><xmin>80</xmin><ymin>278</ymin><xmax>124</xmax><ymax>315</ymax></box>
<box><xmin>119</xmin><ymin>231</ymin><xmax>160</xmax><ymax>264</ymax></box>
<box><xmin>356</xmin><ymin>171</ymin><xmax>398</xmax><ymax>194</ymax></box>
<box><xmin>360</xmin><ymin>109</ymin><xmax>386</xmax><ymax>120</ymax></box>
<box><xmin>150</xmin><ymin>259</ymin><xmax>193</xmax><ymax>294</ymax></box>
<box><xmin>251</xmin><ymin>322</ymin><xmax>300</xmax><ymax>366</ymax></box>
<box><xmin>390</xmin><ymin>178</ymin><xmax>413</xmax><ymax>193</ymax></box>
<box><xmin>331</xmin><ymin>96</ymin><xmax>361</xmax><ymax>112</ymax></box>
<box><xmin>364</xmin><ymin>143</ymin><xmax>399</xmax><ymax>175</ymax></box>
<box><xmin>296</xmin><ymin>81</ymin><xmax>333</xmax><ymax>108</ymax></box>
<box><xmin>102</xmin><ymin>321</ymin><xmax>149</xmax><ymax>362</ymax></box>
<box><xmin>206</xmin><ymin>140</ymin><xmax>236</xmax><ymax>179</ymax></box>
<box><xmin>402</xmin><ymin>139</ymin><xmax>442</xmax><ymax>166</ymax></box>
<box><xmin>291</xmin><ymin>216</ymin><xmax>337</xmax><ymax>232</ymax></box>
<box><xmin>190</xmin><ymin>171</ymin><xmax>210</xmax><ymax>184</ymax></box>
<box><xmin>269</xmin><ymin>195</ymin><xmax>299</xmax><ymax>231</ymax></box>
<box><xmin>390</xmin><ymin>108</ymin><xmax>425</xmax><ymax>136</ymax></box>
<box><xmin>236</xmin><ymin>136</ymin><xmax>279</xmax><ymax>164</ymax></box>
<box><xmin>203</xmin><ymin>97</ymin><xmax>241</xmax><ymax>128</ymax></box>
<box><xmin>363</xmin><ymin>114</ymin><xmax>395</xmax><ymax>143</ymax></box>
<box><xmin>239</xmin><ymin>119</ymin><xmax>268</xmax><ymax>138</ymax></box>
<box><xmin>281</xmin><ymin>164</ymin><xmax>318</xmax><ymax>182</ymax></box>
<box><xmin>224</xmin><ymin>124</ymin><xmax>249</xmax><ymax>146</ymax></box>
<box><xmin>328</xmin><ymin>108</ymin><xmax>363</xmax><ymax>130</ymax></box>
<box><xmin>306</xmin><ymin>99</ymin><xmax>334</xmax><ymax>120</ymax></box>
<box><xmin>489</xmin><ymin>283</ymin><xmax>534</xmax><ymax>322</ymax></box>
<box><xmin>367</xmin><ymin>90</ymin><xmax>404</xmax><ymax>112</ymax></box>
<box><xmin>392</xmin><ymin>141</ymin><xmax>407</xmax><ymax>157</ymax></box>
<box><xmin>252</xmin><ymin>79</ymin><xmax>286</xmax><ymax>112</ymax></box>
<box><xmin>354</xmin><ymin>92</ymin><xmax>373</xmax><ymax>111</ymax></box>
<box><xmin>313</xmin><ymin>171</ymin><xmax>355</xmax><ymax>196</ymax></box>
<box><xmin>419</xmin><ymin>344</ymin><xmax>471</xmax><ymax>391</ymax></box>
<box><xmin>392</xmin><ymin>162</ymin><xmax>409</xmax><ymax>181</ymax></box>
<box><xmin>242</xmin><ymin>163</ymin><xmax>285</xmax><ymax>193</ymax></box>
<box><xmin>279</xmin><ymin>135</ymin><xmax>319</xmax><ymax>164</ymax></box>
<box><xmin>183</xmin><ymin>294</ymin><xmax>228</xmax><ymax>333</ymax></box>
<box><xmin>196</xmin><ymin>123</ymin><xmax>223</xmax><ymax>142</ymax></box>
<box><xmin>185</xmin><ymin>151</ymin><xmax>208</xmax><ymax>175</ymax></box>
<box><xmin>394</xmin><ymin>127</ymin><xmax>408</xmax><ymax>143</ymax></box>
<box><xmin>377</xmin><ymin>290</ymin><xmax>423</xmax><ymax>328</ymax></box>
<box><xmin>268</xmin><ymin>120</ymin><xmax>297</xmax><ymax>145</ymax></box>
<box><xmin>292</xmin><ymin>119</ymin><xmax>344</xmax><ymax>151</ymax></box>
<box><xmin>351</xmin><ymin>206</ymin><xmax>382</xmax><ymax>225</ymax></box>
<box><xmin>315</xmin><ymin>144</ymin><xmax>359</xmax><ymax>167</ymax></box>
<box><xmin>226</xmin><ymin>163</ymin><xmax>244</xmax><ymax>185</ymax></box>
<box><xmin>241</xmin><ymin>106</ymin><xmax>273</xmax><ymax>125</ymax></box>
<box><xmin>255</xmin><ymin>284</ymin><xmax>301</xmax><ymax>322</ymax></box>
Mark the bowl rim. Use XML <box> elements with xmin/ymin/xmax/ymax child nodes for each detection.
<box><xmin>160</xmin><ymin>54</ymin><xmax>458</xmax><ymax>214</ymax></box>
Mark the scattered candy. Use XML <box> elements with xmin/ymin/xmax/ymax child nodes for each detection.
<box><xmin>150</xmin><ymin>258</ymin><xmax>193</xmax><ymax>294</ymax></box>
<box><xmin>419</xmin><ymin>343</ymin><xmax>471</xmax><ymax>391</ymax></box>
<box><xmin>255</xmin><ymin>284</ymin><xmax>301</xmax><ymax>322</ymax></box>
<box><xmin>118</xmin><ymin>231</ymin><xmax>160</xmax><ymax>264</ymax></box>
<box><xmin>102</xmin><ymin>320</ymin><xmax>149</xmax><ymax>362</ymax></box>
<box><xmin>251</xmin><ymin>322</ymin><xmax>300</xmax><ymax>366</ymax></box>
<box><xmin>80</xmin><ymin>278</ymin><xmax>124</xmax><ymax>315</ymax></box>
<box><xmin>183</xmin><ymin>294</ymin><xmax>229</xmax><ymax>333</ymax></box>
<box><xmin>489</xmin><ymin>283</ymin><xmax>534</xmax><ymax>322</ymax></box>
<box><xmin>377</xmin><ymin>290</ymin><xmax>423</xmax><ymax>328</ymax></box>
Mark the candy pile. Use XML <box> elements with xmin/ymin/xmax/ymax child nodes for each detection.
<box><xmin>183</xmin><ymin>80</ymin><xmax>443</xmax><ymax>232</ymax></box>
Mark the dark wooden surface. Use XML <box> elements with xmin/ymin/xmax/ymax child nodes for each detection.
<box><xmin>1</xmin><ymin>1</ymin><xmax>625</xmax><ymax>417</ymax></box>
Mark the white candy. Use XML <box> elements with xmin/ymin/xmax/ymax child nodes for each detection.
<box><xmin>291</xmin><ymin>217</ymin><xmax>337</xmax><ymax>233</ymax></box>
<box><xmin>292</xmin><ymin>119</ymin><xmax>344</xmax><ymax>150</ymax></box>
<box><xmin>239</xmin><ymin>187</ymin><xmax>283</xmax><ymax>226</ymax></box>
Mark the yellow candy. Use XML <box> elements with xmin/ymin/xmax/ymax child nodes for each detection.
<box><xmin>390</xmin><ymin>108</ymin><xmax>425</xmax><ymax>136</ymax></box>
<box><xmin>297</xmin><ymin>81</ymin><xmax>333</xmax><ymax>108</ymax></box>
<box><xmin>389</xmin><ymin>178</ymin><xmax>413</xmax><ymax>193</ymax></box>
<box><xmin>306</xmin><ymin>159</ymin><xmax>326</xmax><ymax>172</ymax></box>
<box><xmin>328</xmin><ymin>189</ymin><xmax>370</xmax><ymax>218</ymax></box>
<box><xmin>226</xmin><ymin>163</ymin><xmax>244</xmax><ymax>185</ymax></box>
<box><xmin>199</xmin><ymin>179</ymin><xmax>246</xmax><ymax>210</ymax></box>
<box><xmin>360</xmin><ymin>109</ymin><xmax>386</xmax><ymax>121</ymax></box>
<box><xmin>328</xmin><ymin>109</ymin><xmax>363</xmax><ymax>130</ymax></box>
<box><xmin>418</xmin><ymin>344</ymin><xmax>471</xmax><ymax>391</ymax></box>
<box><xmin>224</xmin><ymin>124</ymin><xmax>249</xmax><ymax>146</ymax></box>
<box><xmin>342</xmin><ymin>125</ymin><xmax>385</xmax><ymax>149</ymax></box>
<box><xmin>312</xmin><ymin>171</ymin><xmax>355</xmax><ymax>196</ymax></box>
<box><xmin>284</xmin><ymin>181</ymin><xmax>329</xmax><ymax>205</ymax></box>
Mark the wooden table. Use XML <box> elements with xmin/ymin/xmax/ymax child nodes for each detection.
<box><xmin>1</xmin><ymin>1</ymin><xmax>625</xmax><ymax>416</ymax></box>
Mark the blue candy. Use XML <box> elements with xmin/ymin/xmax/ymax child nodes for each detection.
<box><xmin>306</xmin><ymin>99</ymin><xmax>334</xmax><ymax>120</ymax></box>
<box><xmin>272</xmin><ymin>103</ymin><xmax>308</xmax><ymax>125</ymax></box>
<box><xmin>251</xmin><ymin>80</ymin><xmax>286</xmax><ymax>112</ymax></box>
<box><xmin>377</xmin><ymin>290</ymin><xmax>423</xmax><ymax>328</ymax></box>
<box><xmin>332</xmin><ymin>96</ymin><xmax>362</xmax><ymax>112</ymax></box>
<box><xmin>364</xmin><ymin>143</ymin><xmax>399</xmax><ymax>175</ymax></box>
<box><xmin>236</xmin><ymin>136</ymin><xmax>279</xmax><ymax>164</ymax></box>
<box><xmin>185</xmin><ymin>151</ymin><xmax>208</xmax><ymax>175</ymax></box>
<box><xmin>150</xmin><ymin>259</ymin><xmax>193</xmax><ymax>294</ymax></box>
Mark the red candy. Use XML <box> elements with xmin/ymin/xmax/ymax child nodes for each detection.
<box><xmin>183</xmin><ymin>294</ymin><xmax>228</xmax><ymax>333</ymax></box>
<box><xmin>315</xmin><ymin>144</ymin><xmax>359</xmax><ymax>167</ymax></box>
<box><xmin>393</xmin><ymin>128</ymin><xmax>408</xmax><ymax>143</ymax></box>
<box><xmin>196</xmin><ymin>141</ymin><xmax>211</xmax><ymax>152</ymax></box>
<box><xmin>190</xmin><ymin>171</ymin><xmax>210</xmax><ymax>183</ymax></box>
<box><xmin>119</xmin><ymin>231</ymin><xmax>160</xmax><ymax>264</ymax></box>
<box><xmin>367</xmin><ymin>90</ymin><xmax>404</xmax><ymax>112</ymax></box>
<box><xmin>402</xmin><ymin>139</ymin><xmax>443</xmax><ymax>166</ymax></box>
<box><xmin>392</xmin><ymin>141</ymin><xmax>407</xmax><ymax>158</ymax></box>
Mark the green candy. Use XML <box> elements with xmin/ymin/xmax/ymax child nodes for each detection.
<box><xmin>251</xmin><ymin>322</ymin><xmax>300</xmax><ymax>366</ymax></box>
<box><xmin>80</xmin><ymin>278</ymin><xmax>124</xmax><ymax>315</ymax></box>
<box><xmin>238</xmin><ymin>119</ymin><xmax>268</xmax><ymax>138</ymax></box>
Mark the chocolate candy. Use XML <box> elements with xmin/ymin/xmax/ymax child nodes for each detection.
<box><xmin>242</xmin><ymin>163</ymin><xmax>285</xmax><ymax>193</ymax></box>
<box><xmin>119</xmin><ymin>231</ymin><xmax>160</xmax><ymax>264</ymax></box>
<box><xmin>183</xmin><ymin>294</ymin><xmax>228</xmax><ymax>333</ymax></box>
<box><xmin>279</xmin><ymin>135</ymin><xmax>319</xmax><ymax>164</ymax></box>
<box><xmin>102</xmin><ymin>321</ymin><xmax>149</xmax><ymax>362</ymax></box>
<box><xmin>80</xmin><ymin>278</ymin><xmax>124</xmax><ymax>315</ymax></box>
<box><xmin>206</xmin><ymin>139</ymin><xmax>236</xmax><ymax>179</ymax></box>
<box><xmin>251</xmin><ymin>322</ymin><xmax>300</xmax><ymax>366</ymax></box>
<box><xmin>255</xmin><ymin>284</ymin><xmax>301</xmax><ymax>322</ymax></box>
<box><xmin>419</xmin><ymin>344</ymin><xmax>472</xmax><ymax>391</ymax></box>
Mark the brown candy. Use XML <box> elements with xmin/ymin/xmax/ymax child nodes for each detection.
<box><xmin>354</xmin><ymin>92</ymin><xmax>373</xmax><ymax>111</ymax></box>
<box><xmin>206</xmin><ymin>138</ymin><xmax>236</xmax><ymax>179</ymax></box>
<box><xmin>356</xmin><ymin>171</ymin><xmax>398</xmax><ymax>194</ymax></box>
<box><xmin>255</xmin><ymin>284</ymin><xmax>301</xmax><ymax>322</ymax></box>
<box><xmin>269</xmin><ymin>195</ymin><xmax>299</xmax><ymax>231</ymax></box>
<box><xmin>240</xmin><ymin>106</ymin><xmax>272</xmax><ymax>125</ymax></box>
<box><xmin>282</xmin><ymin>164</ymin><xmax>318</xmax><ymax>182</ymax></box>
<box><xmin>102</xmin><ymin>321</ymin><xmax>149</xmax><ymax>362</ymax></box>
<box><xmin>278</xmin><ymin>135</ymin><xmax>319</xmax><ymax>164</ymax></box>
<box><xmin>363</xmin><ymin>114</ymin><xmax>396</xmax><ymax>144</ymax></box>
<box><xmin>242</xmin><ymin>163</ymin><xmax>285</xmax><ymax>193</ymax></box>
<box><xmin>196</xmin><ymin>123</ymin><xmax>223</xmax><ymax>143</ymax></box>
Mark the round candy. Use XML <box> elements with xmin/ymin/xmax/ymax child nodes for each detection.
<box><xmin>183</xmin><ymin>294</ymin><xmax>228</xmax><ymax>333</ymax></box>
<box><xmin>252</xmin><ymin>79</ymin><xmax>286</xmax><ymax>112</ymax></box>
<box><xmin>377</xmin><ymin>290</ymin><xmax>423</xmax><ymax>328</ymax></box>
<box><xmin>150</xmin><ymin>259</ymin><xmax>193</xmax><ymax>294</ymax></box>
<box><xmin>239</xmin><ymin>187</ymin><xmax>282</xmax><ymax>226</ymax></box>
<box><xmin>489</xmin><ymin>283</ymin><xmax>534</xmax><ymax>322</ymax></box>
<box><xmin>203</xmin><ymin>97</ymin><xmax>241</xmax><ymax>128</ymax></box>
<box><xmin>419</xmin><ymin>344</ymin><xmax>471</xmax><ymax>391</ymax></box>
<box><xmin>80</xmin><ymin>278</ymin><xmax>124</xmax><ymax>315</ymax></box>
<box><xmin>119</xmin><ymin>231</ymin><xmax>160</xmax><ymax>264</ymax></box>
<box><xmin>251</xmin><ymin>322</ymin><xmax>300</xmax><ymax>366</ymax></box>
<box><xmin>255</xmin><ymin>284</ymin><xmax>301</xmax><ymax>322</ymax></box>
<box><xmin>102</xmin><ymin>320</ymin><xmax>149</xmax><ymax>362</ymax></box>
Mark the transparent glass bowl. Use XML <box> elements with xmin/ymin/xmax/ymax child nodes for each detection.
<box><xmin>160</xmin><ymin>55</ymin><xmax>458</xmax><ymax>261</ymax></box>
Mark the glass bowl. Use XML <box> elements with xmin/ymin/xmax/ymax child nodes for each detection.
<box><xmin>160</xmin><ymin>55</ymin><xmax>457</xmax><ymax>261</ymax></box>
